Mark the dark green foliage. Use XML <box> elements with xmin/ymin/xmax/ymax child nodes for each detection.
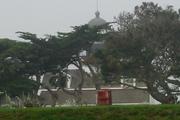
<box><xmin>98</xmin><ymin>2</ymin><xmax>180</xmax><ymax>104</ymax></box>
<box><xmin>2</xmin><ymin>78</ymin><xmax>37</xmax><ymax>97</ymax></box>
<box><xmin>16</xmin><ymin>25</ymin><xmax>104</xmax><ymax>91</ymax></box>
<box><xmin>0</xmin><ymin>24</ymin><xmax>105</xmax><ymax>97</ymax></box>
<box><xmin>0</xmin><ymin>105</ymin><xmax>180</xmax><ymax>120</ymax></box>
<box><xmin>0</xmin><ymin>39</ymin><xmax>37</xmax><ymax>97</ymax></box>
<box><xmin>16</xmin><ymin>25</ymin><xmax>103</xmax><ymax>75</ymax></box>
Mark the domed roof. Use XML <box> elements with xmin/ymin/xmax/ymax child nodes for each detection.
<box><xmin>88</xmin><ymin>11</ymin><xmax>106</xmax><ymax>28</ymax></box>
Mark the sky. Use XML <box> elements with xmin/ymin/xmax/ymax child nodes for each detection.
<box><xmin>0</xmin><ymin>0</ymin><xmax>180</xmax><ymax>40</ymax></box>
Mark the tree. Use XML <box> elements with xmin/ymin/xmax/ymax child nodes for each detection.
<box><xmin>0</xmin><ymin>39</ymin><xmax>37</xmax><ymax>97</ymax></box>
<box><xmin>98</xmin><ymin>2</ymin><xmax>180</xmax><ymax>104</ymax></box>
<box><xmin>17</xmin><ymin>25</ymin><xmax>105</xmax><ymax>105</ymax></box>
<box><xmin>45</xmin><ymin>25</ymin><xmax>108</xmax><ymax>104</ymax></box>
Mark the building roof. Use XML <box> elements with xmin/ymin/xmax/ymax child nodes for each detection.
<box><xmin>88</xmin><ymin>11</ymin><xmax>106</xmax><ymax>28</ymax></box>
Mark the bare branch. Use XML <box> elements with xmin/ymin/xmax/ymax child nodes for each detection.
<box><xmin>107</xmin><ymin>82</ymin><xmax>148</xmax><ymax>91</ymax></box>
<box><xmin>166</xmin><ymin>79</ymin><xmax>180</xmax><ymax>86</ymax></box>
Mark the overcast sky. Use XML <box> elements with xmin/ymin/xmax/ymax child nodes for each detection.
<box><xmin>0</xmin><ymin>0</ymin><xmax>180</xmax><ymax>40</ymax></box>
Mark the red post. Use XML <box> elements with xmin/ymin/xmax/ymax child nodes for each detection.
<box><xmin>97</xmin><ymin>89</ymin><xmax>112</xmax><ymax>105</ymax></box>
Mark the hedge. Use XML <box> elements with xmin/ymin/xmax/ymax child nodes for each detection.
<box><xmin>0</xmin><ymin>105</ymin><xmax>180</xmax><ymax>120</ymax></box>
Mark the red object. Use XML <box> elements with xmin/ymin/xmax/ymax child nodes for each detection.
<box><xmin>97</xmin><ymin>89</ymin><xmax>112</xmax><ymax>105</ymax></box>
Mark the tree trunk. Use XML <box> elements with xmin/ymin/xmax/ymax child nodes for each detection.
<box><xmin>147</xmin><ymin>83</ymin><xmax>177</xmax><ymax>104</ymax></box>
<box><xmin>85</xmin><ymin>63</ymin><xmax>102</xmax><ymax>90</ymax></box>
<box><xmin>35</xmin><ymin>74</ymin><xmax>41</xmax><ymax>95</ymax></box>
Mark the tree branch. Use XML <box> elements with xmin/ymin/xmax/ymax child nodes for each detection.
<box><xmin>107</xmin><ymin>81</ymin><xmax>148</xmax><ymax>91</ymax></box>
<box><xmin>166</xmin><ymin>79</ymin><xmax>180</xmax><ymax>86</ymax></box>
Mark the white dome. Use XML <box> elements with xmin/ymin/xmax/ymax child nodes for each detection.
<box><xmin>88</xmin><ymin>11</ymin><xmax>106</xmax><ymax>28</ymax></box>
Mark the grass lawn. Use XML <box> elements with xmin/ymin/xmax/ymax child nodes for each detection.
<box><xmin>0</xmin><ymin>105</ymin><xmax>180</xmax><ymax>120</ymax></box>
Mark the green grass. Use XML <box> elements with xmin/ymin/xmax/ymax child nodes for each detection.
<box><xmin>0</xmin><ymin>105</ymin><xmax>180</xmax><ymax>120</ymax></box>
